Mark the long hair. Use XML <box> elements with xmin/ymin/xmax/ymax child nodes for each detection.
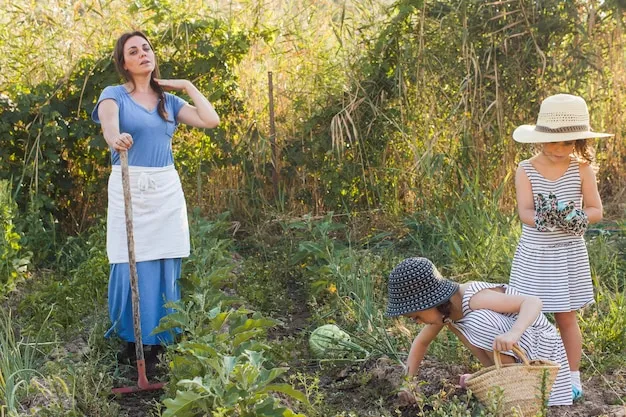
<box><xmin>573</xmin><ymin>139</ymin><xmax>594</xmax><ymax>165</ymax></box>
<box><xmin>436</xmin><ymin>300</ymin><xmax>453</xmax><ymax>321</ymax></box>
<box><xmin>532</xmin><ymin>139</ymin><xmax>595</xmax><ymax>166</ymax></box>
<box><xmin>113</xmin><ymin>31</ymin><xmax>169</xmax><ymax>122</ymax></box>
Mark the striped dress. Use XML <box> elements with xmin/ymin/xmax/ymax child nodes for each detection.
<box><xmin>452</xmin><ymin>282</ymin><xmax>572</xmax><ymax>406</ymax></box>
<box><xmin>509</xmin><ymin>157</ymin><xmax>594</xmax><ymax>312</ymax></box>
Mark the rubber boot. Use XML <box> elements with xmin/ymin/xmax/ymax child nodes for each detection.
<box><xmin>117</xmin><ymin>342</ymin><xmax>137</xmax><ymax>365</ymax></box>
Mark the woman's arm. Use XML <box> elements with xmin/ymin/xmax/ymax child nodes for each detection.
<box><xmin>515</xmin><ymin>165</ymin><xmax>536</xmax><ymax>227</ymax></box>
<box><xmin>469</xmin><ymin>288</ymin><xmax>542</xmax><ymax>351</ymax></box>
<box><xmin>580</xmin><ymin>163</ymin><xmax>603</xmax><ymax>224</ymax></box>
<box><xmin>97</xmin><ymin>99</ymin><xmax>133</xmax><ymax>151</ymax></box>
<box><xmin>155</xmin><ymin>79</ymin><xmax>219</xmax><ymax>129</ymax></box>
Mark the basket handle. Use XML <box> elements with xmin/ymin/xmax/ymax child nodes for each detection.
<box><xmin>493</xmin><ymin>345</ymin><xmax>530</xmax><ymax>369</ymax></box>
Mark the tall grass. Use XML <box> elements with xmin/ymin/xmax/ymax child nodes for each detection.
<box><xmin>404</xmin><ymin>165</ymin><xmax>520</xmax><ymax>281</ymax></box>
<box><xmin>580</xmin><ymin>227</ymin><xmax>626</xmax><ymax>360</ymax></box>
<box><xmin>0</xmin><ymin>309</ymin><xmax>47</xmax><ymax>413</ymax></box>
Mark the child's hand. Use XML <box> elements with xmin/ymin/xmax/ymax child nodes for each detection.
<box><xmin>397</xmin><ymin>387</ymin><xmax>417</xmax><ymax>405</ymax></box>
<box><xmin>534</xmin><ymin>193</ymin><xmax>559</xmax><ymax>231</ymax></box>
<box><xmin>562</xmin><ymin>209</ymin><xmax>589</xmax><ymax>236</ymax></box>
<box><xmin>397</xmin><ymin>378</ymin><xmax>420</xmax><ymax>406</ymax></box>
<box><xmin>493</xmin><ymin>331</ymin><xmax>521</xmax><ymax>352</ymax></box>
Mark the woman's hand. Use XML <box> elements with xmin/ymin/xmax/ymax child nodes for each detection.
<box><xmin>109</xmin><ymin>132</ymin><xmax>133</xmax><ymax>152</ymax></box>
<box><xmin>493</xmin><ymin>330</ymin><xmax>521</xmax><ymax>352</ymax></box>
<box><xmin>154</xmin><ymin>78</ymin><xmax>191</xmax><ymax>92</ymax></box>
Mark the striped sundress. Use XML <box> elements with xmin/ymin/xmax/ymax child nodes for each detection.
<box><xmin>509</xmin><ymin>157</ymin><xmax>594</xmax><ymax>312</ymax></box>
<box><xmin>452</xmin><ymin>282</ymin><xmax>573</xmax><ymax>406</ymax></box>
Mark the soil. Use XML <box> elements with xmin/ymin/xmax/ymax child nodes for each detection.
<box><xmin>115</xmin><ymin>389</ymin><xmax>162</xmax><ymax>417</ymax></box>
<box><xmin>308</xmin><ymin>356</ymin><xmax>626</xmax><ymax>417</ymax></box>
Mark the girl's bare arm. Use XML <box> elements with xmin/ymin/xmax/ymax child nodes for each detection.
<box><xmin>515</xmin><ymin>166</ymin><xmax>536</xmax><ymax>227</ymax></box>
<box><xmin>406</xmin><ymin>323</ymin><xmax>444</xmax><ymax>376</ymax></box>
<box><xmin>470</xmin><ymin>288</ymin><xmax>542</xmax><ymax>351</ymax></box>
<box><xmin>580</xmin><ymin>163</ymin><xmax>603</xmax><ymax>223</ymax></box>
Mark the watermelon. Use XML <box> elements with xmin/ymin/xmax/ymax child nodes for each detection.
<box><xmin>309</xmin><ymin>324</ymin><xmax>352</xmax><ymax>358</ymax></box>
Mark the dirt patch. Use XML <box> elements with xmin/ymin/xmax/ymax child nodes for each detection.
<box><xmin>113</xmin><ymin>389</ymin><xmax>162</xmax><ymax>417</ymax></box>
<box><xmin>312</xmin><ymin>356</ymin><xmax>626</xmax><ymax>416</ymax></box>
<box><xmin>110</xmin><ymin>359</ymin><xmax>168</xmax><ymax>417</ymax></box>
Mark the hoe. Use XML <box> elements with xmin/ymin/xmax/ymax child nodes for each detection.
<box><xmin>112</xmin><ymin>150</ymin><xmax>165</xmax><ymax>394</ymax></box>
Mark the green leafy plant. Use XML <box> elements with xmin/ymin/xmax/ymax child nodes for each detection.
<box><xmin>404</xmin><ymin>165</ymin><xmax>519</xmax><ymax>281</ymax></box>
<box><xmin>158</xmin><ymin>289</ymin><xmax>307</xmax><ymax>416</ymax></box>
<box><xmin>156</xmin><ymin>215</ymin><xmax>307</xmax><ymax>417</ymax></box>
<box><xmin>17</xmin><ymin>223</ymin><xmax>108</xmax><ymax>336</ymax></box>
<box><xmin>163</xmin><ymin>349</ymin><xmax>307</xmax><ymax>417</ymax></box>
<box><xmin>0</xmin><ymin>180</ymin><xmax>32</xmax><ymax>295</ymax></box>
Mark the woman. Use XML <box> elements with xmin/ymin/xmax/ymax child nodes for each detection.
<box><xmin>92</xmin><ymin>31</ymin><xmax>219</xmax><ymax>365</ymax></box>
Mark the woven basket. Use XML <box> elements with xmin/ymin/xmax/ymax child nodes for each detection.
<box><xmin>465</xmin><ymin>346</ymin><xmax>560</xmax><ymax>416</ymax></box>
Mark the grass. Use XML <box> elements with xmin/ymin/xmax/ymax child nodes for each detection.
<box><xmin>0</xmin><ymin>309</ymin><xmax>47</xmax><ymax>414</ymax></box>
<box><xmin>3</xmin><ymin>205</ymin><xmax>624</xmax><ymax>416</ymax></box>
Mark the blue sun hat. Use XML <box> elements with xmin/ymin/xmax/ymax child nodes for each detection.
<box><xmin>386</xmin><ymin>257</ymin><xmax>459</xmax><ymax>317</ymax></box>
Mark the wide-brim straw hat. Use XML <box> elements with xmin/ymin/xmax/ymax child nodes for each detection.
<box><xmin>386</xmin><ymin>257</ymin><xmax>459</xmax><ymax>317</ymax></box>
<box><xmin>513</xmin><ymin>94</ymin><xmax>613</xmax><ymax>143</ymax></box>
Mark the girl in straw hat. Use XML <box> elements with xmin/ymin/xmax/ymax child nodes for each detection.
<box><xmin>510</xmin><ymin>93</ymin><xmax>613</xmax><ymax>400</ymax></box>
<box><xmin>386</xmin><ymin>257</ymin><xmax>573</xmax><ymax>406</ymax></box>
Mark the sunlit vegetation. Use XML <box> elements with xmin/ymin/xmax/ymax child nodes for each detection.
<box><xmin>0</xmin><ymin>0</ymin><xmax>624</xmax><ymax>416</ymax></box>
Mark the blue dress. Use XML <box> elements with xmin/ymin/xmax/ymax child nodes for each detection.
<box><xmin>92</xmin><ymin>85</ymin><xmax>188</xmax><ymax>345</ymax></box>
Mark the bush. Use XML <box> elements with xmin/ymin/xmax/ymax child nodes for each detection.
<box><xmin>0</xmin><ymin>180</ymin><xmax>32</xmax><ymax>295</ymax></box>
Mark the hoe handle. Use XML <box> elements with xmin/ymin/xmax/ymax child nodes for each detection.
<box><xmin>112</xmin><ymin>151</ymin><xmax>165</xmax><ymax>394</ymax></box>
<box><xmin>120</xmin><ymin>151</ymin><xmax>145</xmax><ymax>362</ymax></box>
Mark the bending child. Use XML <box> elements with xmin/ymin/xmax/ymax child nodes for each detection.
<box><xmin>386</xmin><ymin>257</ymin><xmax>573</xmax><ymax>406</ymax></box>
<box><xmin>510</xmin><ymin>93</ymin><xmax>613</xmax><ymax>399</ymax></box>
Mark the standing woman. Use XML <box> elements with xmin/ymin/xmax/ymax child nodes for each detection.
<box><xmin>92</xmin><ymin>31</ymin><xmax>219</xmax><ymax>364</ymax></box>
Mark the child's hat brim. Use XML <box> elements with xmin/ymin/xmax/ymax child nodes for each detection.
<box><xmin>513</xmin><ymin>125</ymin><xmax>614</xmax><ymax>143</ymax></box>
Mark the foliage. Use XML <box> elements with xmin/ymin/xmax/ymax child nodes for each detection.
<box><xmin>13</xmin><ymin>349</ymin><xmax>123</xmax><ymax>417</ymax></box>
<box><xmin>156</xmin><ymin>215</ymin><xmax>306</xmax><ymax>417</ymax></box>
<box><xmin>403</xmin><ymin>166</ymin><xmax>520</xmax><ymax>280</ymax></box>
<box><xmin>0</xmin><ymin>180</ymin><xmax>32</xmax><ymax>295</ymax></box>
<box><xmin>163</xmin><ymin>350</ymin><xmax>306</xmax><ymax>417</ymax></box>
<box><xmin>17</xmin><ymin>224</ymin><xmax>108</xmax><ymax>337</ymax></box>
<box><xmin>0</xmin><ymin>309</ymin><xmax>47</xmax><ymax>415</ymax></box>
<box><xmin>289</xmin><ymin>213</ymin><xmax>348</xmax><ymax>296</ymax></box>
<box><xmin>580</xmin><ymin>226</ymin><xmax>626</xmax><ymax>360</ymax></box>
<box><xmin>288</xmin><ymin>214</ymin><xmax>405</xmax><ymax>362</ymax></box>
<box><xmin>160</xmin><ymin>298</ymin><xmax>307</xmax><ymax>416</ymax></box>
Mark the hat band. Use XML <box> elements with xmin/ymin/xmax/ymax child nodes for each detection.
<box><xmin>535</xmin><ymin>124</ymin><xmax>589</xmax><ymax>134</ymax></box>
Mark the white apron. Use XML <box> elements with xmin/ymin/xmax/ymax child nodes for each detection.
<box><xmin>107</xmin><ymin>164</ymin><xmax>190</xmax><ymax>264</ymax></box>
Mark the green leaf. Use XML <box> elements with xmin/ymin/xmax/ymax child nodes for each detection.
<box><xmin>252</xmin><ymin>397</ymin><xmax>285</xmax><ymax>417</ymax></box>
<box><xmin>258</xmin><ymin>383</ymin><xmax>308</xmax><ymax>404</ymax></box>
<box><xmin>232</xmin><ymin>329</ymin><xmax>263</xmax><ymax>347</ymax></box>
<box><xmin>177</xmin><ymin>376</ymin><xmax>209</xmax><ymax>392</ymax></box>
<box><xmin>162</xmin><ymin>390</ymin><xmax>203</xmax><ymax>417</ymax></box>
